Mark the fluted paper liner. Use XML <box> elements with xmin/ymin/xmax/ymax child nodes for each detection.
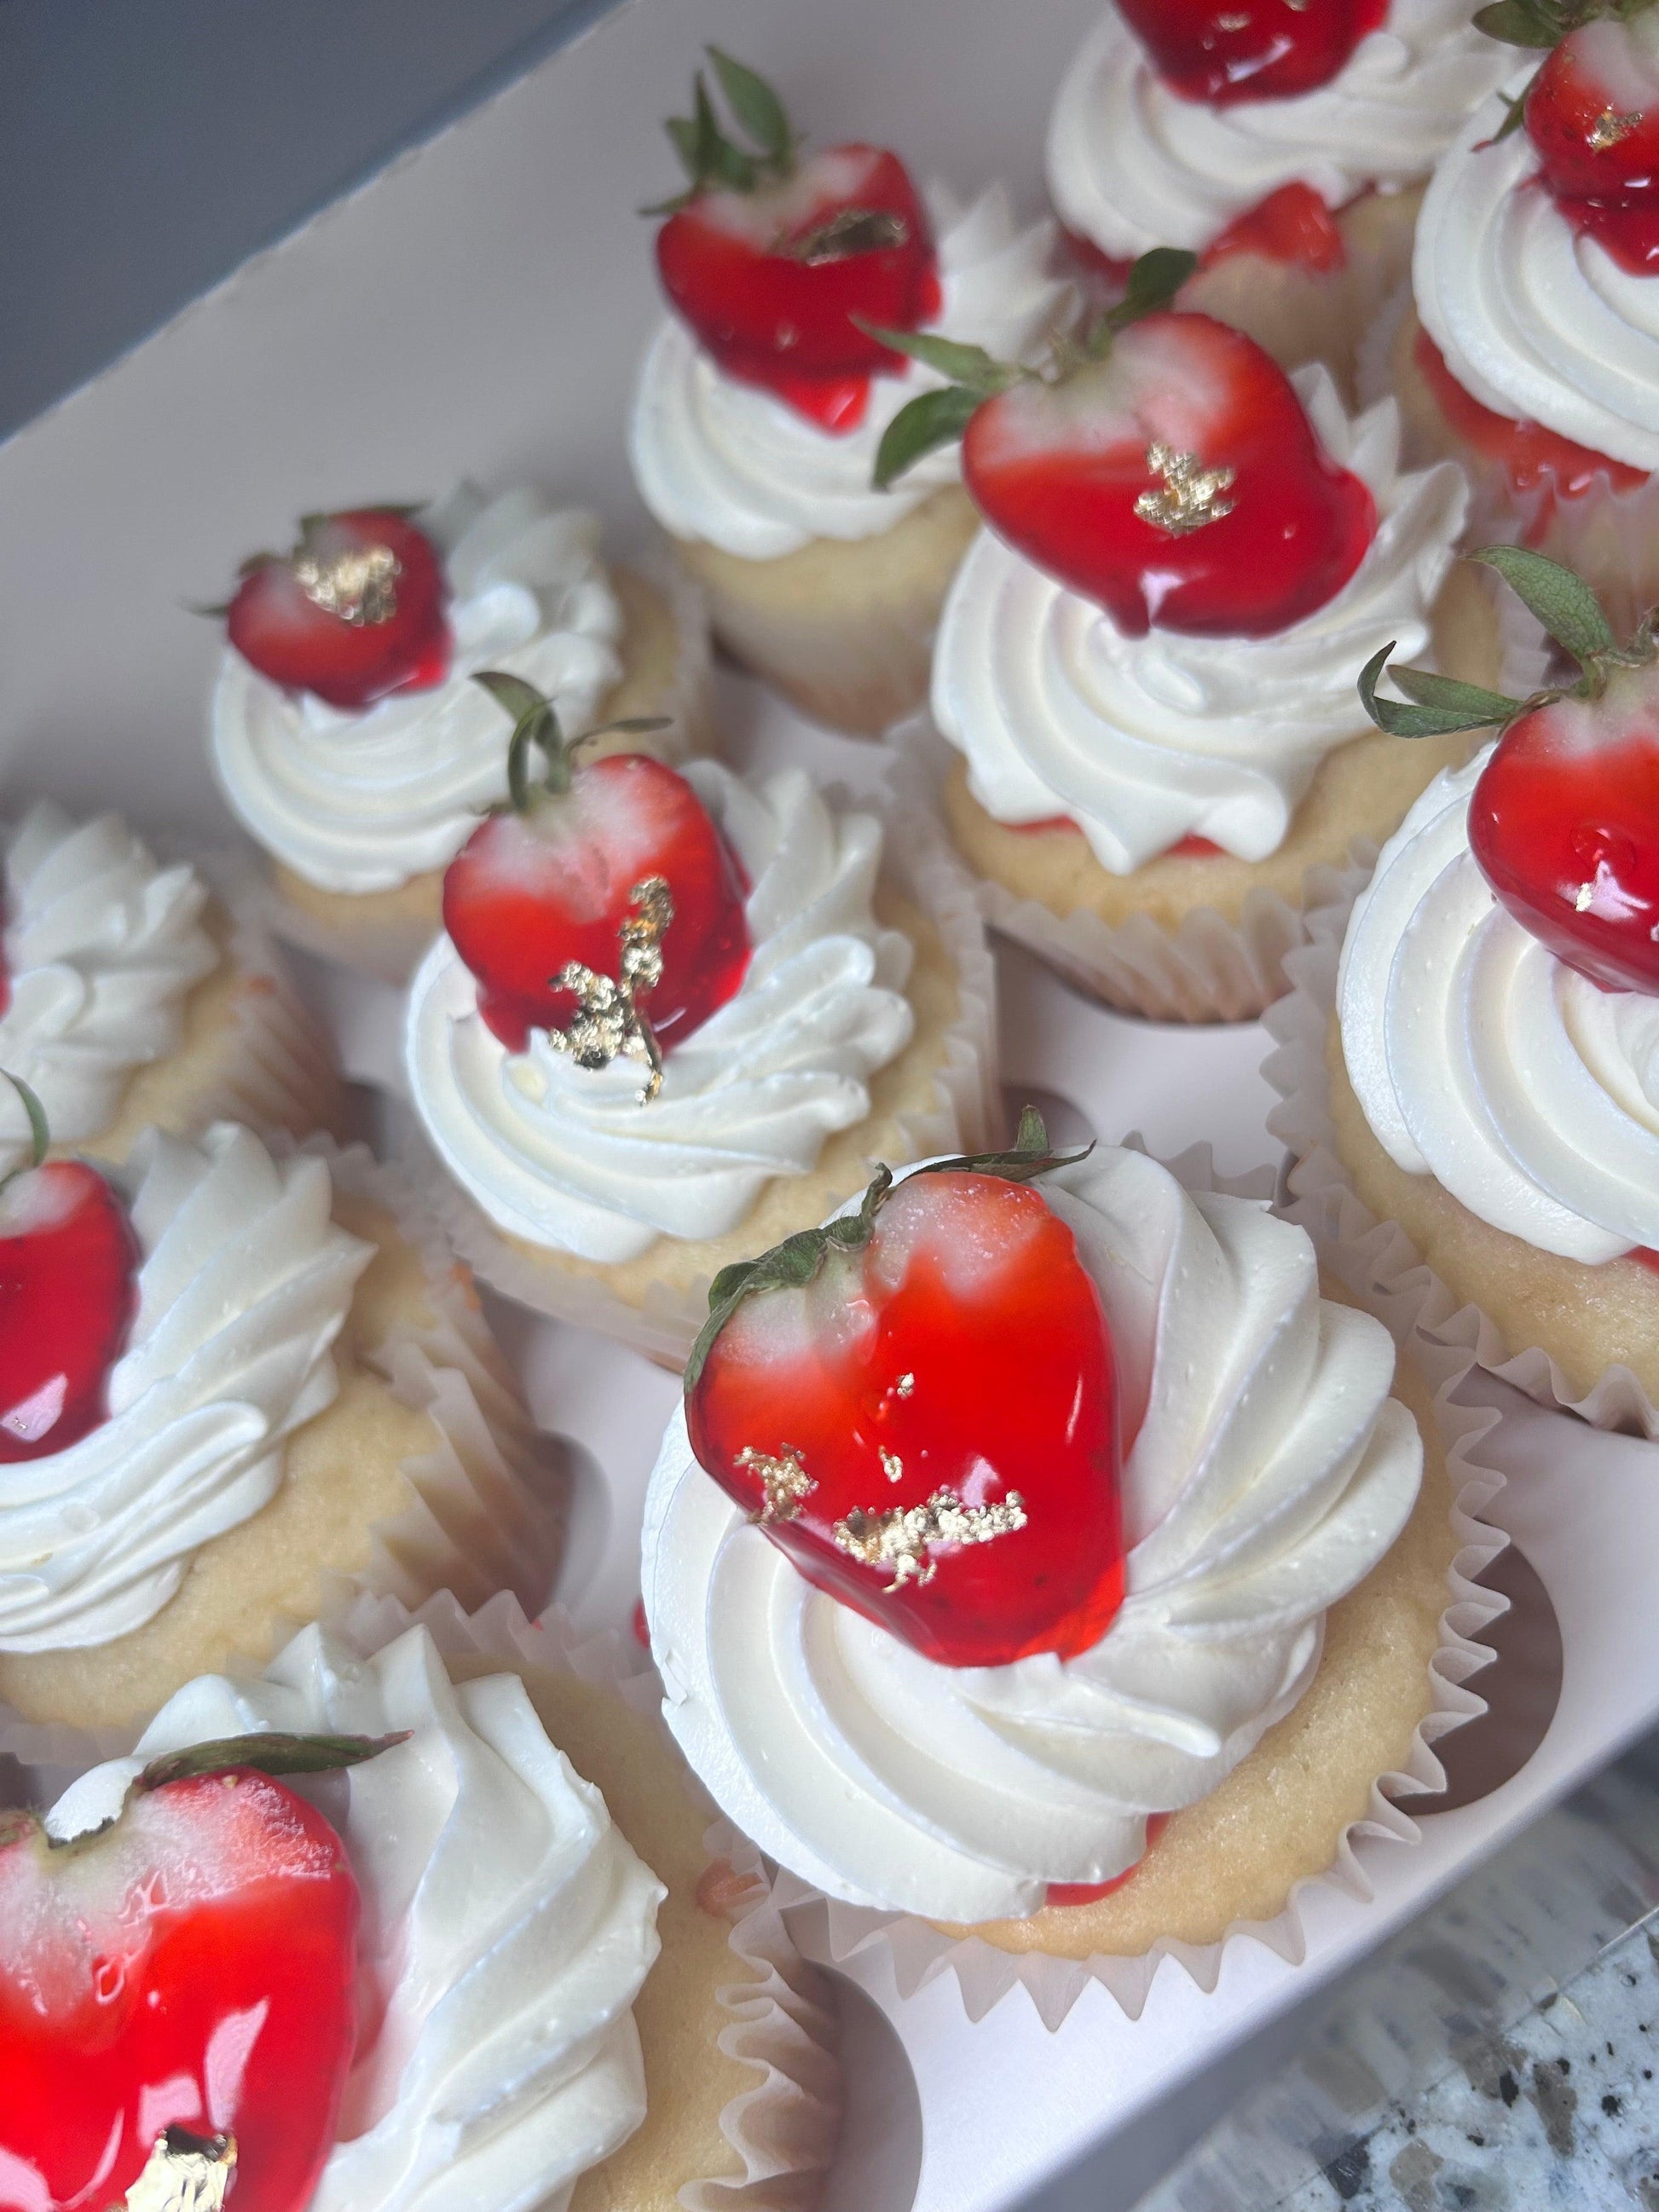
<box><xmin>755</xmin><ymin>1146</ymin><xmax>1511</xmax><ymax>2031</ymax></box>
<box><xmin>403</xmin><ymin>774</ymin><xmax>1001</xmax><ymax>1367</ymax></box>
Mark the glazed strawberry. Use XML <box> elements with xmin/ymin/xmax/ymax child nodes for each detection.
<box><xmin>684</xmin><ymin>1112</ymin><xmax>1124</xmax><ymax>1670</ymax></box>
<box><xmin>0</xmin><ymin>1078</ymin><xmax>138</xmax><ymax>1462</ymax></box>
<box><xmin>1201</xmin><ymin>180</ymin><xmax>1348</xmax><ymax>274</ymax></box>
<box><xmin>443</xmin><ymin>673</ymin><xmax>749</xmax><ymax>1071</ymax></box>
<box><xmin>872</xmin><ymin>270</ymin><xmax>1376</xmax><ymax>638</ymax></box>
<box><xmin>0</xmin><ymin>1730</ymin><xmax>397</xmax><ymax>2212</ymax></box>
<box><xmin>1361</xmin><ymin>544</ymin><xmax>1659</xmax><ymax>993</ymax></box>
<box><xmin>650</xmin><ymin>49</ymin><xmax>939</xmax><ymax>430</ymax></box>
<box><xmin>1516</xmin><ymin>12</ymin><xmax>1659</xmax><ymax>271</ymax></box>
<box><xmin>1119</xmin><ymin>0</ymin><xmax>1387</xmax><ymax>104</ymax></box>
<box><xmin>224</xmin><ymin>506</ymin><xmax>450</xmax><ymax>709</ymax></box>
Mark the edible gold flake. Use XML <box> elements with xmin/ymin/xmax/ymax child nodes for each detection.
<box><xmin>788</xmin><ymin>206</ymin><xmax>910</xmax><ymax>263</ymax></box>
<box><xmin>1134</xmin><ymin>442</ymin><xmax>1237</xmax><ymax>537</ymax></box>
<box><xmin>895</xmin><ymin>1372</ymin><xmax>916</xmax><ymax>1398</ymax></box>
<box><xmin>123</xmin><ymin>2129</ymin><xmax>237</xmax><ymax>2212</ymax></box>
<box><xmin>880</xmin><ymin>1447</ymin><xmax>905</xmax><ymax>1484</ymax></box>
<box><xmin>1591</xmin><ymin>108</ymin><xmax>1642</xmax><ymax>150</ymax></box>
<box><xmin>546</xmin><ymin>876</ymin><xmax>672</xmax><ymax>1103</ymax></box>
<box><xmin>833</xmin><ymin>1486</ymin><xmax>1027</xmax><ymax>1591</ymax></box>
<box><xmin>292</xmin><ymin>541</ymin><xmax>401</xmax><ymax>626</ymax></box>
<box><xmin>737</xmin><ymin>1445</ymin><xmax>816</xmax><ymax>1522</ymax></box>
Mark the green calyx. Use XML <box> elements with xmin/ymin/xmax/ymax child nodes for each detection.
<box><xmin>645</xmin><ymin>48</ymin><xmax>797</xmax><ymax>215</ymax></box>
<box><xmin>683</xmin><ymin>1106</ymin><xmax>1093</xmax><ymax>1392</ymax></box>
<box><xmin>472</xmin><ymin>671</ymin><xmax>669</xmax><ymax>811</ymax></box>
<box><xmin>1358</xmin><ymin>544</ymin><xmax>1655</xmax><ymax>741</ymax></box>
<box><xmin>1475</xmin><ymin>0</ymin><xmax>1650</xmax><ymax>52</ymax></box>
<box><xmin>861</xmin><ymin>246</ymin><xmax>1198</xmax><ymax>493</ymax></box>
<box><xmin>0</xmin><ymin>1069</ymin><xmax>51</xmax><ymax>1193</ymax></box>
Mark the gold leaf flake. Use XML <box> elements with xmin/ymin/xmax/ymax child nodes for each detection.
<box><xmin>737</xmin><ymin>1445</ymin><xmax>816</xmax><ymax>1522</ymax></box>
<box><xmin>1134</xmin><ymin>442</ymin><xmax>1237</xmax><ymax>537</ymax></box>
<box><xmin>1590</xmin><ymin>108</ymin><xmax>1642</xmax><ymax>151</ymax></box>
<box><xmin>292</xmin><ymin>541</ymin><xmax>400</xmax><ymax>626</ymax></box>
<box><xmin>895</xmin><ymin>1372</ymin><xmax>916</xmax><ymax>1398</ymax></box>
<box><xmin>880</xmin><ymin>1447</ymin><xmax>904</xmax><ymax>1484</ymax></box>
<box><xmin>123</xmin><ymin>2130</ymin><xmax>237</xmax><ymax>2212</ymax></box>
<box><xmin>833</xmin><ymin>1487</ymin><xmax>1027</xmax><ymax>1591</ymax></box>
<box><xmin>546</xmin><ymin>876</ymin><xmax>672</xmax><ymax>1104</ymax></box>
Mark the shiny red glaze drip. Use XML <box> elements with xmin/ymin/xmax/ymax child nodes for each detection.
<box><xmin>1551</xmin><ymin>193</ymin><xmax>1659</xmax><ymax>274</ymax></box>
<box><xmin>1632</xmin><ymin>1247</ymin><xmax>1659</xmax><ymax>1273</ymax></box>
<box><xmin>1413</xmin><ymin>327</ymin><xmax>1645</xmax><ymax>506</ymax></box>
<box><xmin>689</xmin><ymin>1170</ymin><xmax>1125</xmax><ymax>1670</ymax></box>
<box><xmin>631</xmin><ymin>1596</ymin><xmax>651</xmax><ymax>1648</ymax></box>
<box><xmin>1057</xmin><ymin>226</ymin><xmax>1135</xmax><ymax>289</ymax></box>
<box><xmin>0</xmin><ymin>1769</ymin><xmax>359</xmax><ymax>2212</ymax></box>
<box><xmin>1009</xmin><ymin>818</ymin><xmax>1222</xmax><ymax>859</ymax></box>
<box><xmin>1167</xmin><ymin>834</ymin><xmax>1224</xmax><ymax>858</ymax></box>
<box><xmin>0</xmin><ymin>1161</ymin><xmax>139</xmax><ymax>1463</ymax></box>
<box><xmin>1201</xmin><ymin>181</ymin><xmax>1347</xmax><ymax>274</ymax></box>
<box><xmin>1045</xmin><ymin>1815</ymin><xmax>1171</xmax><ymax>1908</ymax></box>
<box><xmin>1119</xmin><ymin>0</ymin><xmax>1387</xmax><ymax>105</ymax></box>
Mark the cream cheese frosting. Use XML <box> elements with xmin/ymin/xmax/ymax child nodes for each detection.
<box><xmin>0</xmin><ymin>1125</ymin><xmax>372</xmax><ymax>1653</ymax></box>
<box><xmin>45</xmin><ymin>1621</ymin><xmax>665</xmax><ymax>2212</ymax></box>
<box><xmin>1338</xmin><ymin>746</ymin><xmax>1659</xmax><ymax>1262</ymax></box>
<box><xmin>628</xmin><ymin>183</ymin><xmax>1069</xmax><ymax>561</ymax></box>
<box><xmin>406</xmin><ymin>762</ymin><xmax>916</xmax><ymax>1264</ymax></box>
<box><xmin>1414</xmin><ymin>64</ymin><xmax>1659</xmax><ymax>474</ymax></box>
<box><xmin>932</xmin><ymin>369</ymin><xmax>1467</xmax><ymax>871</ymax></box>
<box><xmin>643</xmin><ymin>1147</ymin><xmax>1421</xmax><ymax>1920</ymax></box>
<box><xmin>1048</xmin><ymin>0</ymin><xmax>1513</xmax><ymax>260</ymax></box>
<box><xmin>0</xmin><ymin>803</ymin><xmax>219</xmax><ymax>1178</ymax></box>
<box><xmin>211</xmin><ymin>487</ymin><xmax>626</xmax><ymax>895</ymax></box>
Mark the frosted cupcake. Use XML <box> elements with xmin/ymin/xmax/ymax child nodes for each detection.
<box><xmin>1277</xmin><ymin>547</ymin><xmax>1659</xmax><ymax>1425</ymax></box>
<box><xmin>645</xmin><ymin>1118</ymin><xmax>1464</xmax><ymax>1950</ymax></box>
<box><xmin>1049</xmin><ymin>0</ymin><xmax>1512</xmax><ymax>395</ymax></box>
<box><xmin>879</xmin><ymin>298</ymin><xmax>1494</xmax><ymax>1019</ymax></box>
<box><xmin>0</xmin><ymin>799</ymin><xmax>338</xmax><ymax>1177</ymax></box>
<box><xmin>210</xmin><ymin>485</ymin><xmax>707</xmax><ymax>981</ymax></box>
<box><xmin>0</xmin><ymin>1120</ymin><xmax>557</xmax><ymax>1736</ymax></box>
<box><xmin>405</xmin><ymin>676</ymin><xmax>995</xmax><ymax>1363</ymax></box>
<box><xmin>3</xmin><ymin>1608</ymin><xmax>841</xmax><ymax>2212</ymax></box>
<box><xmin>1390</xmin><ymin>20</ymin><xmax>1659</xmax><ymax>635</ymax></box>
<box><xmin>629</xmin><ymin>48</ymin><xmax>1067</xmax><ymax>734</ymax></box>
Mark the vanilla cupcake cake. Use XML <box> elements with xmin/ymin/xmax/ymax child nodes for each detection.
<box><xmin>629</xmin><ymin>49</ymin><xmax>1067</xmax><ymax>734</ymax></box>
<box><xmin>210</xmin><ymin>484</ymin><xmax>707</xmax><ymax>979</ymax></box>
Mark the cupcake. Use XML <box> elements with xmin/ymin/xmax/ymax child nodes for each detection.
<box><xmin>628</xmin><ymin>48</ymin><xmax>1068</xmax><ymax>735</ymax></box>
<box><xmin>1274</xmin><ymin>547</ymin><xmax>1659</xmax><ymax>1427</ymax></box>
<box><xmin>404</xmin><ymin>677</ymin><xmax>996</xmax><ymax>1364</ymax></box>
<box><xmin>0</xmin><ymin>1122</ymin><xmax>558</xmax><ymax>1736</ymax></box>
<box><xmin>3</xmin><ymin>1605</ymin><xmax>841</xmax><ymax>2212</ymax></box>
<box><xmin>0</xmin><ymin>799</ymin><xmax>339</xmax><ymax>1178</ymax></box>
<box><xmin>1391</xmin><ymin>21</ymin><xmax>1659</xmax><ymax>634</ymax></box>
<box><xmin>643</xmin><ymin>1118</ymin><xmax>1467</xmax><ymax>1954</ymax></box>
<box><xmin>210</xmin><ymin>485</ymin><xmax>708</xmax><ymax>982</ymax></box>
<box><xmin>882</xmin><ymin>300</ymin><xmax>1495</xmax><ymax>1019</ymax></box>
<box><xmin>1049</xmin><ymin>0</ymin><xmax>1513</xmax><ymax>395</ymax></box>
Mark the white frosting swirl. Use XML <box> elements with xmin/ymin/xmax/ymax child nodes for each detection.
<box><xmin>0</xmin><ymin>803</ymin><xmax>218</xmax><ymax>1177</ymax></box>
<box><xmin>1415</xmin><ymin>62</ymin><xmax>1659</xmax><ymax>473</ymax></box>
<box><xmin>0</xmin><ymin>1125</ymin><xmax>372</xmax><ymax>1652</ymax></box>
<box><xmin>644</xmin><ymin>1148</ymin><xmax>1421</xmax><ymax>1920</ymax></box>
<box><xmin>406</xmin><ymin>763</ymin><xmax>916</xmax><ymax>1264</ymax></box>
<box><xmin>46</xmin><ymin>1622</ymin><xmax>665</xmax><ymax>2212</ymax></box>
<box><xmin>629</xmin><ymin>184</ymin><xmax>1069</xmax><ymax>560</ymax></box>
<box><xmin>932</xmin><ymin>371</ymin><xmax>1467</xmax><ymax>870</ymax></box>
<box><xmin>1338</xmin><ymin>742</ymin><xmax>1659</xmax><ymax>1262</ymax></box>
<box><xmin>1049</xmin><ymin>0</ymin><xmax>1513</xmax><ymax>258</ymax></box>
<box><xmin>211</xmin><ymin>488</ymin><xmax>626</xmax><ymax>894</ymax></box>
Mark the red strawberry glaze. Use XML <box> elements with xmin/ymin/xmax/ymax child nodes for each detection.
<box><xmin>0</xmin><ymin>1159</ymin><xmax>138</xmax><ymax>1462</ymax></box>
<box><xmin>1201</xmin><ymin>181</ymin><xmax>1348</xmax><ymax>274</ymax></box>
<box><xmin>1118</xmin><ymin>0</ymin><xmax>1388</xmax><ymax>106</ymax></box>
<box><xmin>1632</xmin><ymin>1247</ymin><xmax>1659</xmax><ymax>1274</ymax></box>
<box><xmin>1523</xmin><ymin>18</ymin><xmax>1659</xmax><ymax>276</ymax></box>
<box><xmin>1413</xmin><ymin>327</ymin><xmax>1646</xmax><ymax>509</ymax></box>
<box><xmin>1045</xmin><ymin>1816</ymin><xmax>1171</xmax><ymax>1907</ymax></box>
<box><xmin>0</xmin><ymin>1766</ymin><xmax>359</xmax><ymax>2212</ymax></box>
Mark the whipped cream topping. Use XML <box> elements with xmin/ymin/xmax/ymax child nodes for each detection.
<box><xmin>0</xmin><ymin>803</ymin><xmax>219</xmax><ymax>1178</ymax></box>
<box><xmin>644</xmin><ymin>1147</ymin><xmax>1421</xmax><ymax>1920</ymax></box>
<box><xmin>1049</xmin><ymin>0</ymin><xmax>1513</xmax><ymax>259</ymax></box>
<box><xmin>407</xmin><ymin>762</ymin><xmax>916</xmax><ymax>1264</ymax></box>
<box><xmin>932</xmin><ymin>371</ymin><xmax>1467</xmax><ymax>871</ymax></box>
<box><xmin>0</xmin><ymin>1125</ymin><xmax>371</xmax><ymax>1653</ymax></box>
<box><xmin>629</xmin><ymin>184</ymin><xmax>1069</xmax><ymax>560</ymax></box>
<box><xmin>1339</xmin><ymin>746</ymin><xmax>1659</xmax><ymax>1262</ymax></box>
<box><xmin>211</xmin><ymin>487</ymin><xmax>626</xmax><ymax>895</ymax></box>
<box><xmin>1415</xmin><ymin>66</ymin><xmax>1659</xmax><ymax>473</ymax></box>
<box><xmin>46</xmin><ymin>1622</ymin><xmax>665</xmax><ymax>2212</ymax></box>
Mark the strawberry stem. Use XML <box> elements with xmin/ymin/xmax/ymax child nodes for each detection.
<box><xmin>137</xmin><ymin>1730</ymin><xmax>411</xmax><ymax>1792</ymax></box>
<box><xmin>0</xmin><ymin>1069</ymin><xmax>50</xmax><ymax>1189</ymax></box>
<box><xmin>645</xmin><ymin>48</ymin><xmax>797</xmax><ymax>214</ymax></box>
<box><xmin>474</xmin><ymin>672</ymin><xmax>671</xmax><ymax>811</ymax></box>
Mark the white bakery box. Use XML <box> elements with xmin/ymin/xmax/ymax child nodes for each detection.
<box><xmin>3</xmin><ymin>2</ymin><xmax>1655</xmax><ymax>2206</ymax></box>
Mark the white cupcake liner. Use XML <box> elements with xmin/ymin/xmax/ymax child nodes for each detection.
<box><xmin>758</xmin><ymin>1143</ymin><xmax>1510</xmax><ymax>2030</ymax></box>
<box><xmin>403</xmin><ymin>777</ymin><xmax>1001</xmax><ymax>1367</ymax></box>
<box><xmin>1263</xmin><ymin>906</ymin><xmax>1659</xmax><ymax>1437</ymax></box>
<box><xmin>0</xmin><ymin>1135</ymin><xmax>565</xmax><ymax>1764</ymax></box>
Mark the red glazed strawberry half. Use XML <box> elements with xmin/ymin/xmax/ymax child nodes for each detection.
<box><xmin>443</xmin><ymin>673</ymin><xmax>750</xmax><ymax>1072</ymax></box>
<box><xmin>223</xmin><ymin>506</ymin><xmax>451</xmax><ymax>710</ymax></box>
<box><xmin>1360</xmin><ymin>543</ymin><xmax>1659</xmax><ymax>994</ymax></box>
<box><xmin>1119</xmin><ymin>0</ymin><xmax>1388</xmax><ymax>105</ymax></box>
<box><xmin>0</xmin><ymin>1076</ymin><xmax>138</xmax><ymax>1463</ymax></box>
<box><xmin>684</xmin><ymin>1109</ymin><xmax>1125</xmax><ymax>1670</ymax></box>
<box><xmin>870</xmin><ymin>256</ymin><xmax>1377</xmax><ymax>638</ymax></box>
<box><xmin>649</xmin><ymin>48</ymin><xmax>939</xmax><ymax>430</ymax></box>
<box><xmin>0</xmin><ymin>1729</ymin><xmax>399</xmax><ymax>2212</ymax></box>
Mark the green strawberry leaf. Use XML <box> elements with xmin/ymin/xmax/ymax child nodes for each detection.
<box><xmin>0</xmin><ymin>1069</ymin><xmax>52</xmax><ymax>1175</ymax></box>
<box><xmin>872</xmin><ymin>384</ymin><xmax>983</xmax><ymax>489</ymax></box>
<box><xmin>138</xmin><ymin>1730</ymin><xmax>411</xmax><ymax>1792</ymax></box>
<box><xmin>1470</xmin><ymin>544</ymin><xmax>1617</xmax><ymax>666</ymax></box>
<box><xmin>706</xmin><ymin>47</ymin><xmax>794</xmax><ymax>166</ymax></box>
<box><xmin>1473</xmin><ymin>0</ymin><xmax>1561</xmax><ymax>46</ymax></box>
<box><xmin>474</xmin><ymin>670</ymin><xmax>570</xmax><ymax>803</ymax></box>
<box><xmin>1096</xmin><ymin>245</ymin><xmax>1199</xmax><ymax>339</ymax></box>
<box><xmin>1357</xmin><ymin>643</ymin><xmax>1523</xmax><ymax>736</ymax></box>
<box><xmin>852</xmin><ymin>319</ymin><xmax>1020</xmax><ymax>393</ymax></box>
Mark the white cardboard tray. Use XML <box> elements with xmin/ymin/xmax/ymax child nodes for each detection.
<box><xmin>2</xmin><ymin>3</ymin><xmax>1655</xmax><ymax>2206</ymax></box>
